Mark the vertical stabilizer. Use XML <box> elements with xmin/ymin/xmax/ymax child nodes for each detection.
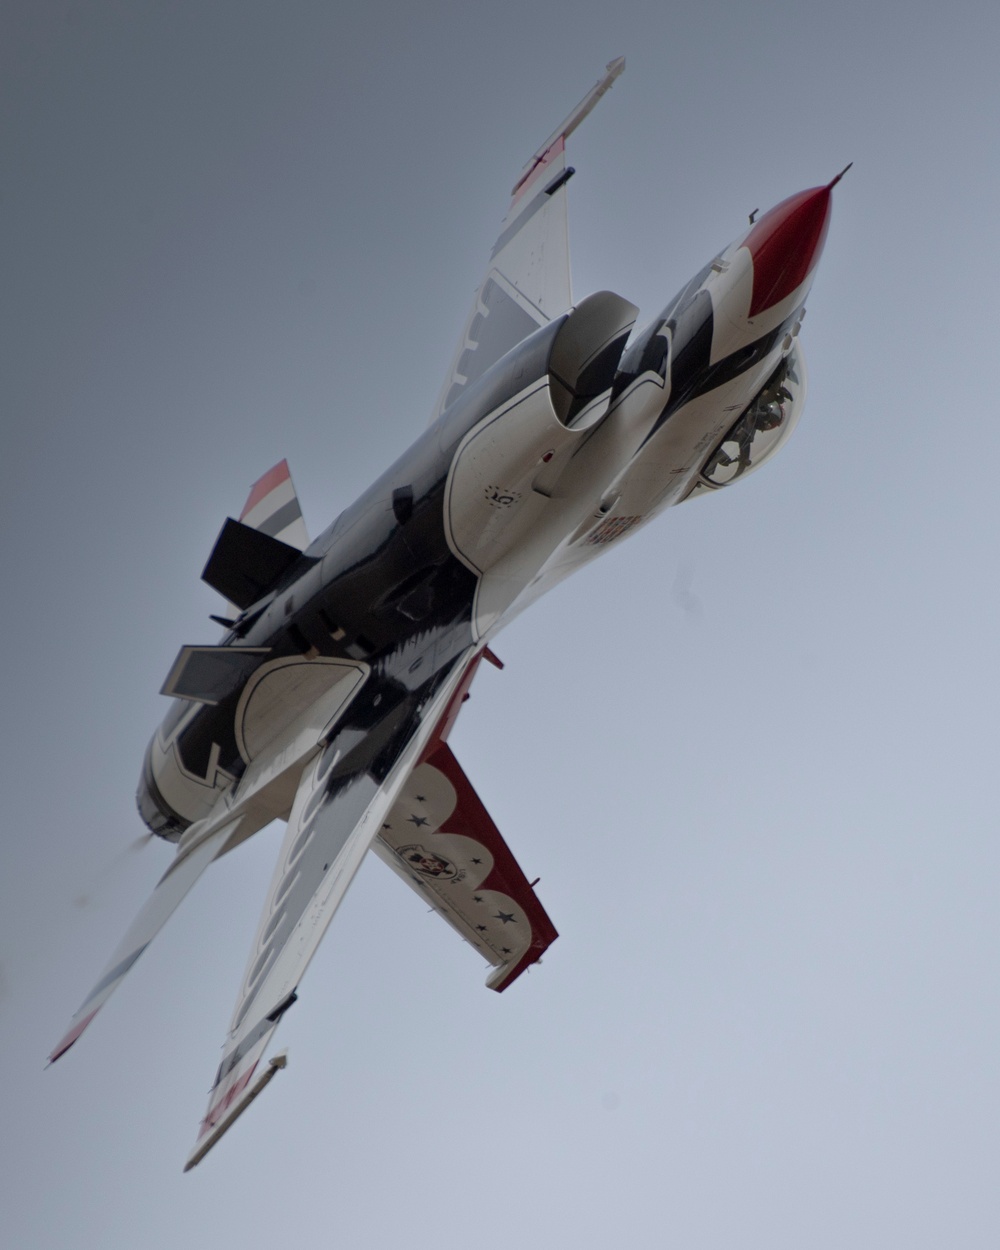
<box><xmin>239</xmin><ymin>460</ymin><xmax>310</xmax><ymax>551</ymax></box>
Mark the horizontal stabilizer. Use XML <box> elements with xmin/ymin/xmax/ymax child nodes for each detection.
<box><xmin>201</xmin><ymin>517</ymin><xmax>305</xmax><ymax>610</ymax></box>
<box><xmin>160</xmin><ymin>645</ymin><xmax>270</xmax><ymax>705</ymax></box>
<box><xmin>374</xmin><ymin>742</ymin><xmax>557</xmax><ymax>990</ymax></box>
<box><xmin>48</xmin><ymin>818</ymin><xmax>240</xmax><ymax>1064</ymax></box>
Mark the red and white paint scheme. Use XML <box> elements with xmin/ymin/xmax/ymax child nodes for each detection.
<box><xmin>50</xmin><ymin>60</ymin><xmax>843</xmax><ymax>1169</ymax></box>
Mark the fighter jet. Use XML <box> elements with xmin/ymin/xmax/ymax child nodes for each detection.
<box><xmin>49</xmin><ymin>58</ymin><xmax>843</xmax><ymax>1168</ymax></box>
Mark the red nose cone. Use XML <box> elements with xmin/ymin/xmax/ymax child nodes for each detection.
<box><xmin>745</xmin><ymin>185</ymin><xmax>832</xmax><ymax>316</ymax></box>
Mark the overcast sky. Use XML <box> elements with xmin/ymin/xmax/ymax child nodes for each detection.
<box><xmin>5</xmin><ymin>2</ymin><xmax>1000</xmax><ymax>1246</ymax></box>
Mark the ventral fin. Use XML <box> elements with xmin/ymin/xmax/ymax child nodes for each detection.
<box><xmin>201</xmin><ymin>518</ymin><xmax>305</xmax><ymax>610</ymax></box>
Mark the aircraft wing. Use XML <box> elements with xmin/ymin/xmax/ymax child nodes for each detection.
<box><xmin>184</xmin><ymin>656</ymin><xmax>479</xmax><ymax>1169</ymax></box>
<box><xmin>373</xmin><ymin>742</ymin><xmax>557</xmax><ymax>990</ymax></box>
<box><xmin>48</xmin><ymin>816</ymin><xmax>242</xmax><ymax>1063</ymax></box>
<box><xmin>431</xmin><ymin>57</ymin><xmax>625</xmax><ymax>422</ymax></box>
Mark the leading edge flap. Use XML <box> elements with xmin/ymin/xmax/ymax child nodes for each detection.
<box><xmin>373</xmin><ymin>742</ymin><xmax>557</xmax><ymax>991</ymax></box>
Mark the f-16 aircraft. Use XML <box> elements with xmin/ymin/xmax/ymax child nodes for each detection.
<box><xmin>49</xmin><ymin>58</ymin><xmax>843</xmax><ymax>1168</ymax></box>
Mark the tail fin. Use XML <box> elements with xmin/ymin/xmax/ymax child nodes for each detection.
<box><xmin>239</xmin><ymin>460</ymin><xmax>309</xmax><ymax>551</ymax></box>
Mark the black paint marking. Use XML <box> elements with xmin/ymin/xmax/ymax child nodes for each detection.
<box><xmin>544</xmin><ymin>167</ymin><xmax>575</xmax><ymax>195</ymax></box>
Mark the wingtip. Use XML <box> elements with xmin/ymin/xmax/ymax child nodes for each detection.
<box><xmin>511</xmin><ymin>57</ymin><xmax>628</xmax><ymax>196</ymax></box>
<box><xmin>183</xmin><ymin>1051</ymin><xmax>288</xmax><ymax>1172</ymax></box>
<box><xmin>47</xmin><ymin>1008</ymin><xmax>100</xmax><ymax>1066</ymax></box>
<box><xmin>47</xmin><ymin>1038</ymin><xmax>75</xmax><ymax>1067</ymax></box>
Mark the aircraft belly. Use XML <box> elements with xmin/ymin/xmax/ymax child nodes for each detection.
<box><xmin>142</xmin><ymin>283</ymin><xmax>794</xmax><ymax>843</ymax></box>
<box><xmin>443</xmin><ymin>379</ymin><xmax>581</xmax><ymax>576</ymax></box>
<box><xmin>495</xmin><ymin>347</ymin><xmax>792</xmax><ymax>616</ymax></box>
<box><xmin>627</xmin><ymin>360</ymin><xmax>786</xmax><ymax>512</ymax></box>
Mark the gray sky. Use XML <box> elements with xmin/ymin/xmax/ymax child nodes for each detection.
<box><xmin>4</xmin><ymin>1</ymin><xmax>1000</xmax><ymax>1246</ymax></box>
